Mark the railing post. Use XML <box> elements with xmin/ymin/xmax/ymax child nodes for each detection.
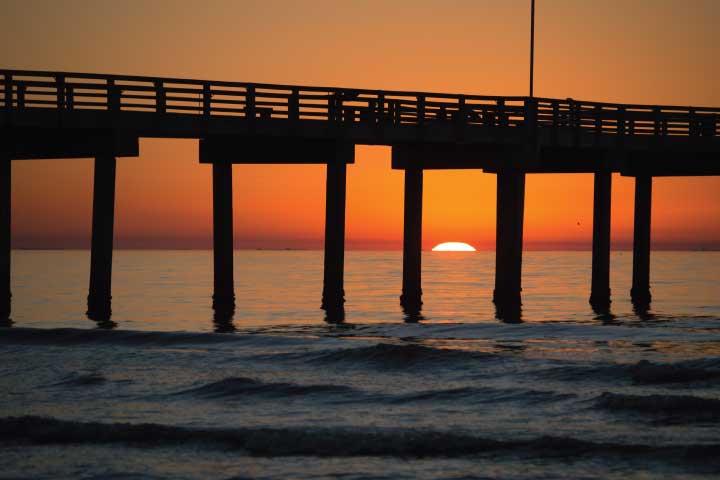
<box><xmin>65</xmin><ymin>85</ymin><xmax>74</xmax><ymax>110</ymax></box>
<box><xmin>497</xmin><ymin>99</ymin><xmax>506</xmax><ymax>126</ymax></box>
<box><xmin>570</xmin><ymin>101</ymin><xmax>582</xmax><ymax>128</ymax></box>
<box><xmin>202</xmin><ymin>83</ymin><xmax>211</xmax><ymax>116</ymax></box>
<box><xmin>689</xmin><ymin>108</ymin><xmax>698</xmax><ymax>136</ymax></box>
<box><xmin>525</xmin><ymin>97</ymin><xmax>537</xmax><ymax>134</ymax></box>
<box><xmin>417</xmin><ymin>95</ymin><xmax>425</xmax><ymax>125</ymax></box>
<box><xmin>17</xmin><ymin>84</ymin><xmax>25</xmax><ymax>109</ymax></box>
<box><xmin>155</xmin><ymin>80</ymin><xmax>165</xmax><ymax>114</ymax></box>
<box><xmin>378</xmin><ymin>93</ymin><xmax>385</xmax><ymax>123</ymax></box>
<box><xmin>653</xmin><ymin>107</ymin><xmax>661</xmax><ymax>136</ymax></box>
<box><xmin>552</xmin><ymin>101</ymin><xmax>559</xmax><ymax>127</ymax></box>
<box><xmin>289</xmin><ymin>88</ymin><xmax>299</xmax><ymax>122</ymax></box>
<box><xmin>56</xmin><ymin>74</ymin><xmax>65</xmax><ymax>111</ymax></box>
<box><xmin>617</xmin><ymin>106</ymin><xmax>626</xmax><ymax>136</ymax></box>
<box><xmin>245</xmin><ymin>85</ymin><xmax>256</xmax><ymax>121</ymax></box>
<box><xmin>107</xmin><ymin>79</ymin><xmax>120</xmax><ymax>112</ymax></box>
<box><xmin>4</xmin><ymin>74</ymin><xmax>12</xmax><ymax>111</ymax></box>
<box><xmin>594</xmin><ymin>105</ymin><xmax>602</xmax><ymax>133</ymax></box>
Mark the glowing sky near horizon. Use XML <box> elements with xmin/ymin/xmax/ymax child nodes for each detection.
<box><xmin>2</xmin><ymin>0</ymin><xmax>719</xmax><ymax>250</ymax></box>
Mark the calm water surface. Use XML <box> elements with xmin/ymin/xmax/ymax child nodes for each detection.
<box><xmin>1</xmin><ymin>250</ymin><xmax>719</xmax><ymax>479</ymax></box>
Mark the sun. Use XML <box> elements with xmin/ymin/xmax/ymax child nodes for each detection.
<box><xmin>431</xmin><ymin>242</ymin><xmax>477</xmax><ymax>252</ymax></box>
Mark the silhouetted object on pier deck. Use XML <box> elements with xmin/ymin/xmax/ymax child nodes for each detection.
<box><xmin>1</xmin><ymin>69</ymin><xmax>719</xmax><ymax>323</ymax></box>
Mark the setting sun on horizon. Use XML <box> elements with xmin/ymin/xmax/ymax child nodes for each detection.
<box><xmin>432</xmin><ymin>242</ymin><xmax>477</xmax><ymax>252</ymax></box>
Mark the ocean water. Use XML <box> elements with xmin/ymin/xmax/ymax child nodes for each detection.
<box><xmin>1</xmin><ymin>250</ymin><xmax>719</xmax><ymax>479</ymax></box>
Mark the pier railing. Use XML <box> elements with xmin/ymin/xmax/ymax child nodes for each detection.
<box><xmin>2</xmin><ymin>69</ymin><xmax>718</xmax><ymax>138</ymax></box>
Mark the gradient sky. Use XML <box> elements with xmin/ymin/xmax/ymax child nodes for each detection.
<box><xmin>3</xmin><ymin>0</ymin><xmax>719</xmax><ymax>250</ymax></box>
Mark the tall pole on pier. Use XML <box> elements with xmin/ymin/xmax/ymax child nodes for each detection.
<box><xmin>529</xmin><ymin>0</ymin><xmax>535</xmax><ymax>97</ymax></box>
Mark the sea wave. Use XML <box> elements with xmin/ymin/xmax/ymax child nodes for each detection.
<box><xmin>174</xmin><ymin>377</ymin><xmax>356</xmax><ymax>399</ymax></box>
<box><xmin>630</xmin><ymin>359</ymin><xmax>720</xmax><ymax>385</ymax></box>
<box><xmin>596</xmin><ymin>392</ymin><xmax>720</xmax><ymax>420</ymax></box>
<box><xmin>0</xmin><ymin>327</ymin><xmax>314</xmax><ymax>348</ymax></box>
<box><xmin>391</xmin><ymin>386</ymin><xmax>576</xmax><ymax>405</ymax></box>
<box><xmin>171</xmin><ymin>376</ymin><xmax>573</xmax><ymax>407</ymax></box>
<box><xmin>2</xmin><ymin>416</ymin><xmax>719</xmax><ymax>461</ymax></box>
<box><xmin>307</xmin><ymin>342</ymin><xmax>497</xmax><ymax>368</ymax></box>
<box><xmin>50</xmin><ymin>373</ymin><xmax>108</xmax><ymax>387</ymax></box>
<box><xmin>535</xmin><ymin>358</ymin><xmax>720</xmax><ymax>386</ymax></box>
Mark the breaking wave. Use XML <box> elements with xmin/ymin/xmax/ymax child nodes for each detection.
<box><xmin>596</xmin><ymin>392</ymin><xmax>720</xmax><ymax>420</ymax></box>
<box><xmin>307</xmin><ymin>343</ymin><xmax>497</xmax><ymax>368</ymax></box>
<box><xmin>175</xmin><ymin>377</ymin><xmax>356</xmax><ymax>399</ymax></box>
<box><xmin>2</xmin><ymin>416</ymin><xmax>719</xmax><ymax>461</ymax></box>
<box><xmin>535</xmin><ymin>358</ymin><xmax>720</xmax><ymax>386</ymax></box>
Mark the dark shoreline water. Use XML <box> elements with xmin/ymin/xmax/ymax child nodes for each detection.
<box><xmin>1</xmin><ymin>251</ymin><xmax>719</xmax><ymax>478</ymax></box>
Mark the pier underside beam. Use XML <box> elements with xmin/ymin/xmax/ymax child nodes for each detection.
<box><xmin>322</xmin><ymin>158</ymin><xmax>347</xmax><ymax>314</ymax></box>
<box><xmin>0</xmin><ymin>153</ymin><xmax>10</xmax><ymax>321</ymax></box>
<box><xmin>493</xmin><ymin>169</ymin><xmax>526</xmax><ymax>306</ymax></box>
<box><xmin>4</xmin><ymin>129</ymin><xmax>139</xmax><ymax>160</ymax></box>
<box><xmin>631</xmin><ymin>175</ymin><xmax>652</xmax><ymax>306</ymax></box>
<box><xmin>87</xmin><ymin>156</ymin><xmax>117</xmax><ymax>320</ymax></box>
<box><xmin>400</xmin><ymin>165</ymin><xmax>423</xmax><ymax>312</ymax></box>
<box><xmin>590</xmin><ymin>171</ymin><xmax>612</xmax><ymax>309</ymax></box>
<box><xmin>212</xmin><ymin>160</ymin><xmax>235</xmax><ymax>314</ymax></box>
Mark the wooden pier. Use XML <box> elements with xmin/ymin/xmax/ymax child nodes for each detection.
<box><xmin>1</xmin><ymin>69</ymin><xmax>719</xmax><ymax>322</ymax></box>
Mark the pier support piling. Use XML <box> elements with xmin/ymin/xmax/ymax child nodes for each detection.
<box><xmin>631</xmin><ymin>175</ymin><xmax>652</xmax><ymax>306</ymax></box>
<box><xmin>321</xmin><ymin>158</ymin><xmax>347</xmax><ymax>313</ymax></box>
<box><xmin>590</xmin><ymin>171</ymin><xmax>612</xmax><ymax>309</ymax></box>
<box><xmin>87</xmin><ymin>155</ymin><xmax>116</xmax><ymax>320</ymax></box>
<box><xmin>212</xmin><ymin>160</ymin><xmax>235</xmax><ymax>313</ymax></box>
<box><xmin>400</xmin><ymin>165</ymin><xmax>423</xmax><ymax>312</ymax></box>
<box><xmin>1</xmin><ymin>153</ymin><xmax>10</xmax><ymax>321</ymax></box>
<box><xmin>493</xmin><ymin>169</ymin><xmax>526</xmax><ymax>306</ymax></box>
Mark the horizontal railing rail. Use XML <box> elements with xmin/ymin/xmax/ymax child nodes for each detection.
<box><xmin>1</xmin><ymin>69</ymin><xmax>718</xmax><ymax>138</ymax></box>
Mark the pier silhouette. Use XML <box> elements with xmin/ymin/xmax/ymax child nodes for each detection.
<box><xmin>1</xmin><ymin>69</ymin><xmax>719</xmax><ymax>323</ymax></box>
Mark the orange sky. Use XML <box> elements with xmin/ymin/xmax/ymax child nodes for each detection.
<box><xmin>3</xmin><ymin>0</ymin><xmax>720</xmax><ymax>250</ymax></box>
